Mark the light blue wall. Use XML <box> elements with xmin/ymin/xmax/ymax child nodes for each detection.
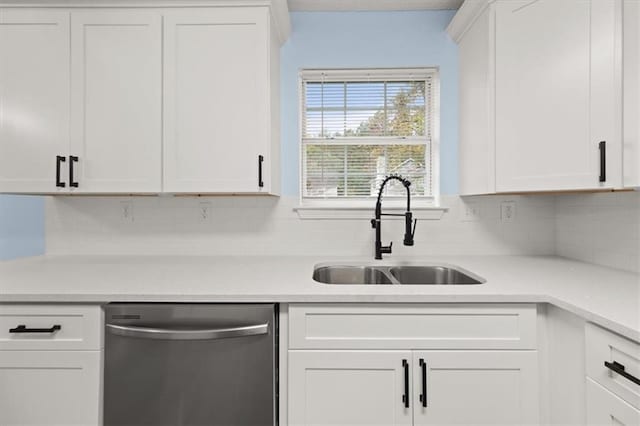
<box><xmin>280</xmin><ymin>10</ymin><xmax>459</xmax><ymax>196</ymax></box>
<box><xmin>0</xmin><ymin>195</ymin><xmax>45</xmax><ymax>260</ymax></box>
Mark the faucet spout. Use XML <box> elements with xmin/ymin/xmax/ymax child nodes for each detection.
<box><xmin>372</xmin><ymin>174</ymin><xmax>417</xmax><ymax>259</ymax></box>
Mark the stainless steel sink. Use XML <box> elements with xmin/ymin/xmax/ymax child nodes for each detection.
<box><xmin>389</xmin><ymin>266</ymin><xmax>484</xmax><ymax>285</ymax></box>
<box><xmin>313</xmin><ymin>266</ymin><xmax>395</xmax><ymax>285</ymax></box>
<box><xmin>313</xmin><ymin>264</ymin><xmax>485</xmax><ymax>285</ymax></box>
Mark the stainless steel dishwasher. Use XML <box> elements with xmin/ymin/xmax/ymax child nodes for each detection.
<box><xmin>104</xmin><ymin>304</ymin><xmax>277</xmax><ymax>426</ymax></box>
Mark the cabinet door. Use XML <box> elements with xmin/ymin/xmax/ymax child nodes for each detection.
<box><xmin>495</xmin><ymin>0</ymin><xmax>619</xmax><ymax>192</ymax></box>
<box><xmin>0</xmin><ymin>10</ymin><xmax>70</xmax><ymax>193</ymax></box>
<box><xmin>70</xmin><ymin>11</ymin><xmax>162</xmax><ymax>193</ymax></box>
<box><xmin>0</xmin><ymin>351</ymin><xmax>101</xmax><ymax>425</ymax></box>
<box><xmin>288</xmin><ymin>351</ymin><xmax>413</xmax><ymax>426</ymax></box>
<box><xmin>163</xmin><ymin>8</ymin><xmax>270</xmax><ymax>194</ymax></box>
<box><xmin>624</xmin><ymin>0</ymin><xmax>640</xmax><ymax>188</ymax></box>
<box><xmin>412</xmin><ymin>351</ymin><xmax>539</xmax><ymax>425</ymax></box>
<box><xmin>587</xmin><ymin>378</ymin><xmax>640</xmax><ymax>425</ymax></box>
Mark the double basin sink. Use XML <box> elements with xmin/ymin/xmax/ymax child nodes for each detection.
<box><xmin>313</xmin><ymin>264</ymin><xmax>485</xmax><ymax>285</ymax></box>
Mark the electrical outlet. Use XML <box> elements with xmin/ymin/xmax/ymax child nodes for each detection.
<box><xmin>461</xmin><ymin>202</ymin><xmax>481</xmax><ymax>222</ymax></box>
<box><xmin>501</xmin><ymin>201</ymin><xmax>516</xmax><ymax>223</ymax></box>
<box><xmin>120</xmin><ymin>200</ymin><xmax>134</xmax><ymax>223</ymax></box>
<box><xmin>198</xmin><ymin>201</ymin><xmax>212</xmax><ymax>223</ymax></box>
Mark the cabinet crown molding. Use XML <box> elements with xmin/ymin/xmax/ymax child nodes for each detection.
<box><xmin>0</xmin><ymin>0</ymin><xmax>291</xmax><ymax>42</ymax></box>
<box><xmin>446</xmin><ymin>0</ymin><xmax>492</xmax><ymax>42</ymax></box>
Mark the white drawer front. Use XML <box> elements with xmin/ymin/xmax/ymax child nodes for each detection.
<box><xmin>586</xmin><ymin>323</ymin><xmax>640</xmax><ymax>409</ymax></box>
<box><xmin>587</xmin><ymin>378</ymin><xmax>640</xmax><ymax>425</ymax></box>
<box><xmin>0</xmin><ymin>305</ymin><xmax>102</xmax><ymax>351</ymax></box>
<box><xmin>288</xmin><ymin>304</ymin><xmax>537</xmax><ymax>350</ymax></box>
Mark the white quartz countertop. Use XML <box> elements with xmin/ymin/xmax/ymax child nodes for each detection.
<box><xmin>0</xmin><ymin>255</ymin><xmax>638</xmax><ymax>341</ymax></box>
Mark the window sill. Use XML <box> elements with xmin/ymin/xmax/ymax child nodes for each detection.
<box><xmin>293</xmin><ymin>204</ymin><xmax>449</xmax><ymax>220</ymax></box>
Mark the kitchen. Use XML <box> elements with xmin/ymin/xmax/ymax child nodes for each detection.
<box><xmin>0</xmin><ymin>0</ymin><xmax>638</xmax><ymax>425</ymax></box>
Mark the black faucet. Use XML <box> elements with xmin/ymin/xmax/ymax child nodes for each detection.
<box><xmin>370</xmin><ymin>175</ymin><xmax>417</xmax><ymax>260</ymax></box>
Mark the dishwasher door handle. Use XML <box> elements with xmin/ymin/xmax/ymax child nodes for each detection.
<box><xmin>106</xmin><ymin>323</ymin><xmax>269</xmax><ymax>340</ymax></box>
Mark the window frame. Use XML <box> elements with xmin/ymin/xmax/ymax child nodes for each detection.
<box><xmin>297</xmin><ymin>67</ymin><xmax>441</xmax><ymax>211</ymax></box>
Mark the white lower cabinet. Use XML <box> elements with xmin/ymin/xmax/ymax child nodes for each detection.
<box><xmin>286</xmin><ymin>304</ymin><xmax>539</xmax><ymax>426</ymax></box>
<box><xmin>585</xmin><ymin>323</ymin><xmax>640</xmax><ymax>426</ymax></box>
<box><xmin>587</xmin><ymin>378</ymin><xmax>640</xmax><ymax>425</ymax></box>
<box><xmin>0</xmin><ymin>304</ymin><xmax>102</xmax><ymax>426</ymax></box>
<box><xmin>412</xmin><ymin>351</ymin><xmax>539</xmax><ymax>425</ymax></box>
<box><xmin>0</xmin><ymin>351</ymin><xmax>101</xmax><ymax>426</ymax></box>
<box><xmin>288</xmin><ymin>350</ymin><xmax>539</xmax><ymax>426</ymax></box>
<box><xmin>289</xmin><ymin>351</ymin><xmax>413</xmax><ymax>426</ymax></box>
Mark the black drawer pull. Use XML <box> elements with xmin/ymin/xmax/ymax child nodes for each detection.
<box><xmin>599</xmin><ymin>141</ymin><xmax>606</xmax><ymax>182</ymax></box>
<box><xmin>9</xmin><ymin>325</ymin><xmax>62</xmax><ymax>334</ymax></box>
<box><xmin>604</xmin><ymin>361</ymin><xmax>640</xmax><ymax>386</ymax></box>
<box><xmin>56</xmin><ymin>156</ymin><xmax>66</xmax><ymax>188</ymax></box>
<box><xmin>419</xmin><ymin>358</ymin><xmax>427</xmax><ymax>407</ymax></box>
<box><xmin>69</xmin><ymin>155</ymin><xmax>79</xmax><ymax>188</ymax></box>
<box><xmin>402</xmin><ymin>359</ymin><xmax>409</xmax><ymax>408</ymax></box>
<box><xmin>258</xmin><ymin>155</ymin><xmax>264</xmax><ymax>188</ymax></box>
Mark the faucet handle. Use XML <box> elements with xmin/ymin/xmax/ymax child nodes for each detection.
<box><xmin>381</xmin><ymin>242</ymin><xmax>392</xmax><ymax>254</ymax></box>
<box><xmin>404</xmin><ymin>212</ymin><xmax>417</xmax><ymax>246</ymax></box>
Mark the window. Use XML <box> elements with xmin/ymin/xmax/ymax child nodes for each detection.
<box><xmin>300</xmin><ymin>68</ymin><xmax>438</xmax><ymax>206</ymax></box>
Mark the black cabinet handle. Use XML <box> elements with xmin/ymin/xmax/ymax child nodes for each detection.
<box><xmin>69</xmin><ymin>155</ymin><xmax>79</xmax><ymax>188</ymax></box>
<box><xmin>56</xmin><ymin>156</ymin><xmax>66</xmax><ymax>188</ymax></box>
<box><xmin>258</xmin><ymin>155</ymin><xmax>264</xmax><ymax>188</ymax></box>
<box><xmin>605</xmin><ymin>361</ymin><xmax>640</xmax><ymax>386</ymax></box>
<box><xmin>599</xmin><ymin>141</ymin><xmax>606</xmax><ymax>182</ymax></box>
<box><xmin>9</xmin><ymin>324</ymin><xmax>61</xmax><ymax>334</ymax></box>
<box><xmin>402</xmin><ymin>359</ymin><xmax>409</xmax><ymax>408</ymax></box>
<box><xmin>419</xmin><ymin>358</ymin><xmax>427</xmax><ymax>407</ymax></box>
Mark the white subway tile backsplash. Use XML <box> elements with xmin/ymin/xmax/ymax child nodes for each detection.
<box><xmin>45</xmin><ymin>195</ymin><xmax>558</xmax><ymax>258</ymax></box>
<box><xmin>555</xmin><ymin>192</ymin><xmax>640</xmax><ymax>273</ymax></box>
<box><xmin>44</xmin><ymin>192</ymin><xmax>639</xmax><ymax>273</ymax></box>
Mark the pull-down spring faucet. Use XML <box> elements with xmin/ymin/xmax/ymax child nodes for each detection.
<box><xmin>370</xmin><ymin>175</ymin><xmax>417</xmax><ymax>260</ymax></box>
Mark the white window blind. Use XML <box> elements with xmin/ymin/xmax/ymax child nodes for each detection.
<box><xmin>300</xmin><ymin>68</ymin><xmax>436</xmax><ymax>201</ymax></box>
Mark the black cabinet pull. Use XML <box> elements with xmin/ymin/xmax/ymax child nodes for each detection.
<box><xmin>258</xmin><ymin>155</ymin><xmax>264</xmax><ymax>188</ymax></box>
<box><xmin>604</xmin><ymin>361</ymin><xmax>640</xmax><ymax>386</ymax></box>
<box><xmin>56</xmin><ymin>156</ymin><xmax>66</xmax><ymax>188</ymax></box>
<box><xmin>69</xmin><ymin>155</ymin><xmax>79</xmax><ymax>188</ymax></box>
<box><xmin>599</xmin><ymin>141</ymin><xmax>606</xmax><ymax>182</ymax></box>
<box><xmin>9</xmin><ymin>324</ymin><xmax>61</xmax><ymax>334</ymax></box>
<box><xmin>402</xmin><ymin>359</ymin><xmax>409</xmax><ymax>408</ymax></box>
<box><xmin>419</xmin><ymin>358</ymin><xmax>427</xmax><ymax>407</ymax></box>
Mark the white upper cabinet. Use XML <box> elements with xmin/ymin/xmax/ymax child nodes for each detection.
<box><xmin>494</xmin><ymin>0</ymin><xmax>620</xmax><ymax>192</ymax></box>
<box><xmin>456</xmin><ymin>5</ymin><xmax>495</xmax><ymax>196</ymax></box>
<box><xmin>0</xmin><ymin>10</ymin><xmax>70</xmax><ymax>193</ymax></box>
<box><xmin>624</xmin><ymin>0</ymin><xmax>640</xmax><ymax>188</ymax></box>
<box><xmin>0</xmin><ymin>3</ymin><xmax>286</xmax><ymax>195</ymax></box>
<box><xmin>451</xmin><ymin>0</ymin><xmax>623</xmax><ymax>194</ymax></box>
<box><xmin>163</xmin><ymin>7</ymin><xmax>280</xmax><ymax>194</ymax></box>
<box><xmin>70</xmin><ymin>11</ymin><xmax>162</xmax><ymax>193</ymax></box>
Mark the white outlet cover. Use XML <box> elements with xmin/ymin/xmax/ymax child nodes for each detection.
<box><xmin>198</xmin><ymin>201</ymin><xmax>212</xmax><ymax>223</ymax></box>
<box><xmin>501</xmin><ymin>201</ymin><xmax>516</xmax><ymax>223</ymax></box>
<box><xmin>460</xmin><ymin>201</ymin><xmax>481</xmax><ymax>222</ymax></box>
<box><xmin>120</xmin><ymin>200</ymin><xmax>134</xmax><ymax>223</ymax></box>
